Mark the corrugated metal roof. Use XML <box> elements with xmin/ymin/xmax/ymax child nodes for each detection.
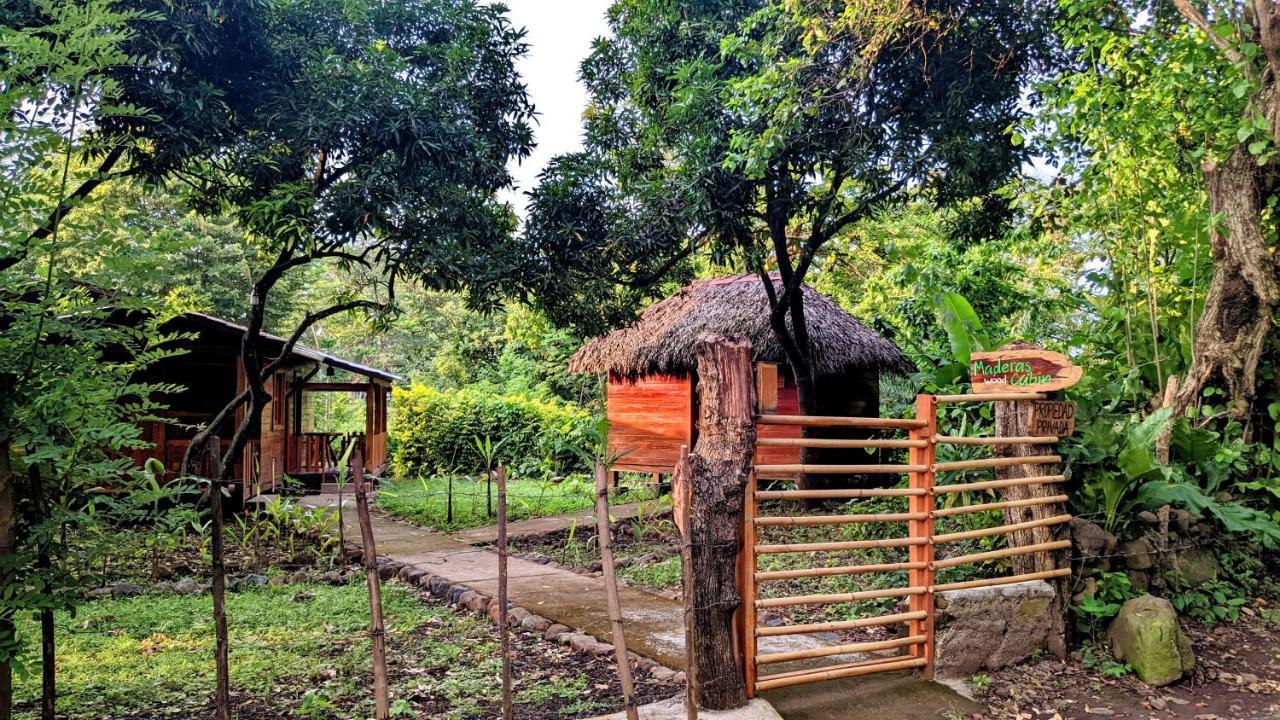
<box><xmin>179</xmin><ymin>312</ymin><xmax>401</xmax><ymax>382</ymax></box>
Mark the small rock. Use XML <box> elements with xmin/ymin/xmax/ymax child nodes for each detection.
<box><xmin>1149</xmin><ymin>697</ymin><xmax>1167</xmax><ymax>710</ymax></box>
<box><xmin>429</xmin><ymin>576</ymin><xmax>451</xmax><ymax>597</ymax></box>
<box><xmin>86</xmin><ymin>587</ymin><xmax>112</xmax><ymax>600</ymax></box>
<box><xmin>649</xmin><ymin>666</ymin><xmax>679</xmax><ymax>682</ymax></box>
<box><xmin>507</xmin><ymin>607</ymin><xmax>531</xmax><ymax>627</ymax></box>
<box><xmin>544</xmin><ymin>623</ymin><xmax>571</xmax><ymax>641</ymax></box>
<box><xmin>111</xmin><ymin>583</ymin><xmax>144</xmax><ymax>599</ymax></box>
<box><xmin>521</xmin><ymin>614</ymin><xmax>553</xmax><ymax>634</ymax></box>
<box><xmin>487</xmin><ymin>602</ymin><xmax>503</xmax><ymax>624</ymax></box>
<box><xmin>1119</xmin><ymin>539</ymin><xmax>1154</xmax><ymax>570</ymax></box>
<box><xmin>292</xmin><ymin>591</ymin><xmax>317</xmax><ymax>602</ymax></box>
<box><xmin>464</xmin><ymin>593</ymin><xmax>491</xmax><ymax>614</ymax></box>
<box><xmin>321</xmin><ymin>570</ymin><xmax>344</xmax><ymax>585</ymax></box>
<box><xmin>288</xmin><ymin>570</ymin><xmax>309</xmax><ymax>584</ymax></box>
<box><xmin>172</xmin><ymin>578</ymin><xmax>202</xmax><ymax>596</ymax></box>
<box><xmin>268</xmin><ymin>574</ymin><xmax>287</xmax><ymax>586</ymax></box>
<box><xmin>1137</xmin><ymin>511</ymin><xmax>1159</xmax><ymax>525</ymax></box>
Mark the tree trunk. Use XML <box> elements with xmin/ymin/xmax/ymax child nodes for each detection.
<box><xmin>1171</xmin><ymin>133</ymin><xmax>1280</xmax><ymax>421</ymax></box>
<box><xmin>352</xmin><ymin>447</ymin><xmax>390</xmax><ymax>720</ymax></box>
<box><xmin>993</xmin><ymin>395</ymin><xmax>1068</xmax><ymax>658</ymax></box>
<box><xmin>204</xmin><ymin>439</ymin><xmax>231</xmax><ymax>720</ymax></box>
<box><xmin>677</xmin><ymin>335</ymin><xmax>754</xmax><ymax>710</ymax></box>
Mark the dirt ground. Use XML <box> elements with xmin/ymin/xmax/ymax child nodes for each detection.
<box><xmin>970</xmin><ymin>612</ymin><xmax>1280</xmax><ymax>720</ymax></box>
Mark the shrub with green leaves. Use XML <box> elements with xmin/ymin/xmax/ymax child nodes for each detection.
<box><xmin>388</xmin><ymin>385</ymin><xmax>598</xmax><ymax>479</ymax></box>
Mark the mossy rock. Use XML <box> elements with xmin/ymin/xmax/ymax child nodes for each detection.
<box><xmin>1108</xmin><ymin>595</ymin><xmax>1195</xmax><ymax>686</ymax></box>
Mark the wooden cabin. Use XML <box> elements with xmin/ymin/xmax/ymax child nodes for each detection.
<box><xmin>569</xmin><ymin>275</ymin><xmax>914</xmax><ymax>481</ymax></box>
<box><xmin>125</xmin><ymin>312</ymin><xmax>397</xmax><ymax>502</ymax></box>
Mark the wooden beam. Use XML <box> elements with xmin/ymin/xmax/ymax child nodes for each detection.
<box><xmin>932</xmin><ymin>455</ymin><xmax>1059</xmax><ymax>472</ymax></box>
<box><xmin>755</xmin><ymin>610</ymin><xmax>926</xmax><ymax>638</ymax></box>
<box><xmin>754</xmin><ymin>463</ymin><xmax>926</xmax><ymax>475</ymax></box>
<box><xmin>756</xmin><ymin>414</ymin><xmax>926</xmax><ymax>430</ymax></box>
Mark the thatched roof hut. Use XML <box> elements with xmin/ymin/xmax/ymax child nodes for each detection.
<box><xmin>572</xmin><ymin>274</ymin><xmax>914</xmax><ymax>479</ymax></box>
<box><xmin>570</xmin><ymin>274</ymin><xmax>914</xmax><ymax>377</ymax></box>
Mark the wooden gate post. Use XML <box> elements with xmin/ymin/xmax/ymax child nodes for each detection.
<box><xmin>675</xmin><ymin>334</ymin><xmax>754</xmax><ymax>710</ymax></box>
<box><xmin>992</xmin><ymin>347</ymin><xmax>1071</xmax><ymax>657</ymax></box>
<box><xmin>908</xmin><ymin>394</ymin><xmax>937</xmax><ymax>679</ymax></box>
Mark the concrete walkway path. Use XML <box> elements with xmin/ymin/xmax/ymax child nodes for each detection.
<box><xmin>301</xmin><ymin>493</ymin><xmax>980</xmax><ymax>720</ymax></box>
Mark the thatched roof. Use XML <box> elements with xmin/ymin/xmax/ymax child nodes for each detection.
<box><xmin>569</xmin><ymin>274</ymin><xmax>915</xmax><ymax>377</ymax></box>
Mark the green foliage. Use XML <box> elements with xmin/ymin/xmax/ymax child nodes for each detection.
<box><xmin>12</xmin><ymin>580</ymin><xmax>591</xmax><ymax>720</ymax></box>
<box><xmin>1072</xmin><ymin>571</ymin><xmax>1138</xmax><ymax>639</ymax></box>
<box><xmin>388</xmin><ymin>385</ymin><xmax>599</xmax><ymax>480</ymax></box>
<box><xmin>377</xmin><ymin>474</ymin><xmax>654</xmax><ymax>532</ymax></box>
<box><xmin>520</xmin><ymin>0</ymin><xmax>1048</xmax><ymax>337</ymax></box>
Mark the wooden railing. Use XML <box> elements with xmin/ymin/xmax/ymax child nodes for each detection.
<box><xmin>741</xmin><ymin>392</ymin><xmax>1071</xmax><ymax>695</ymax></box>
<box><xmin>289</xmin><ymin>432</ymin><xmax>364</xmax><ymax>476</ymax></box>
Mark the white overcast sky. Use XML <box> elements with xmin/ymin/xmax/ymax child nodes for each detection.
<box><xmin>496</xmin><ymin>1</ymin><xmax>613</xmax><ymax>218</ymax></box>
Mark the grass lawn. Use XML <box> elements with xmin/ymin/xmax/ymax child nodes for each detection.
<box><xmin>14</xmin><ymin>579</ymin><xmax>645</xmax><ymax>719</ymax></box>
<box><xmin>378</xmin><ymin>474</ymin><xmax>656</xmax><ymax>531</ymax></box>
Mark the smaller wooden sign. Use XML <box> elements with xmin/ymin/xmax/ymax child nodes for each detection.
<box><xmin>969</xmin><ymin>348</ymin><xmax>1082</xmax><ymax>394</ymax></box>
<box><xmin>1029</xmin><ymin>401</ymin><xmax>1077</xmax><ymax>437</ymax></box>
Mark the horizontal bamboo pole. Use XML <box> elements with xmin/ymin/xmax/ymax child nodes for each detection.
<box><xmin>756</xmin><ymin>414</ymin><xmax>926</xmax><ymax>430</ymax></box>
<box><xmin>933</xmin><ymin>474</ymin><xmax>1065</xmax><ymax>495</ymax></box>
<box><xmin>755</xmin><ymin>561</ymin><xmax>925</xmax><ymax>582</ymax></box>
<box><xmin>931</xmin><ymin>539</ymin><xmax>1072</xmax><ymax>570</ymax></box>
<box><xmin>757</xmin><ymin>438</ymin><xmax>927</xmax><ymax>449</ymax></box>
<box><xmin>933</xmin><ymin>435</ymin><xmax>1058</xmax><ymax>446</ymax></box>
<box><xmin>755</xmin><ymin>464</ymin><xmax>926</xmax><ymax>475</ymax></box>
<box><xmin>932</xmin><ymin>455</ymin><xmax>1060</xmax><ymax>472</ymax></box>
<box><xmin>755</xmin><ymin>488</ymin><xmax>925</xmax><ymax>501</ymax></box>
<box><xmin>755</xmin><ymin>657</ymin><xmax>927</xmax><ymax>692</ymax></box>
<box><xmin>934</xmin><ymin>392</ymin><xmax>1046</xmax><ymax>403</ymax></box>
<box><xmin>755</xmin><ymin>536</ymin><xmax>926</xmax><ymax>554</ymax></box>
<box><xmin>931</xmin><ymin>494</ymin><xmax>1070</xmax><ymax>518</ymax></box>
<box><xmin>933</xmin><ymin>567</ymin><xmax>1071</xmax><ymax>593</ymax></box>
<box><xmin>932</xmin><ymin>514</ymin><xmax>1072</xmax><ymax>544</ymax></box>
<box><xmin>756</xmin><ymin>610</ymin><xmax>926</xmax><ymax>638</ymax></box>
<box><xmin>755</xmin><ymin>512</ymin><xmax>925</xmax><ymax>527</ymax></box>
<box><xmin>755</xmin><ymin>585</ymin><xmax>925</xmax><ymax>610</ymax></box>
<box><xmin>754</xmin><ymin>654</ymin><xmax>890</xmax><ymax>683</ymax></box>
<box><xmin>757</xmin><ymin>635</ymin><xmax>926</xmax><ymax>666</ymax></box>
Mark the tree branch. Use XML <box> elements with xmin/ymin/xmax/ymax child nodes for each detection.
<box><xmin>1169</xmin><ymin>0</ymin><xmax>1244</xmax><ymax>64</ymax></box>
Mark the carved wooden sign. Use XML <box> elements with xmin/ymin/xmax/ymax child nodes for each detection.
<box><xmin>1029</xmin><ymin>400</ymin><xmax>1077</xmax><ymax>437</ymax></box>
<box><xmin>969</xmin><ymin>348</ymin><xmax>1082</xmax><ymax>394</ymax></box>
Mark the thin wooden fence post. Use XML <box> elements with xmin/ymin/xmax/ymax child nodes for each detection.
<box><xmin>204</xmin><ymin>439</ymin><xmax>231</xmax><ymax>720</ymax></box>
<box><xmin>908</xmin><ymin>394</ymin><xmax>937</xmax><ymax>680</ymax></box>
<box><xmin>497</xmin><ymin>467</ymin><xmax>513</xmax><ymax>720</ymax></box>
<box><xmin>595</xmin><ymin>463</ymin><xmax>639</xmax><ymax>720</ymax></box>
<box><xmin>674</xmin><ymin>446</ymin><xmax>698</xmax><ymax>720</ymax></box>
<box><xmin>352</xmin><ymin>446</ymin><xmax>390</xmax><ymax>719</ymax></box>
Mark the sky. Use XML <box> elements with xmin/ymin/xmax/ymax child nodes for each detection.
<box><xmin>495</xmin><ymin>1</ymin><xmax>614</xmax><ymax>218</ymax></box>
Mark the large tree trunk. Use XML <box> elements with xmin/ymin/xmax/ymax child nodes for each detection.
<box><xmin>675</xmin><ymin>335</ymin><xmax>755</xmax><ymax>710</ymax></box>
<box><xmin>1171</xmin><ymin>143</ymin><xmax>1280</xmax><ymax>422</ymax></box>
<box><xmin>994</xmin><ymin>396</ymin><xmax>1069</xmax><ymax>658</ymax></box>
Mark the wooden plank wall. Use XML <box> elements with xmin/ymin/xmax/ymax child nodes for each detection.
<box><xmin>364</xmin><ymin>381</ymin><xmax>389</xmax><ymax>471</ymax></box>
<box><xmin>607</xmin><ymin>373</ymin><xmax>695</xmax><ymax>473</ymax></box>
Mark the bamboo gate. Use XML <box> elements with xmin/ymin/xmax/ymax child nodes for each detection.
<box><xmin>739</xmin><ymin>391</ymin><xmax>1072</xmax><ymax>696</ymax></box>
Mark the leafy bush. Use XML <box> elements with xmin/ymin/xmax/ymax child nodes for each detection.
<box><xmin>388</xmin><ymin>385</ymin><xmax>599</xmax><ymax>479</ymax></box>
